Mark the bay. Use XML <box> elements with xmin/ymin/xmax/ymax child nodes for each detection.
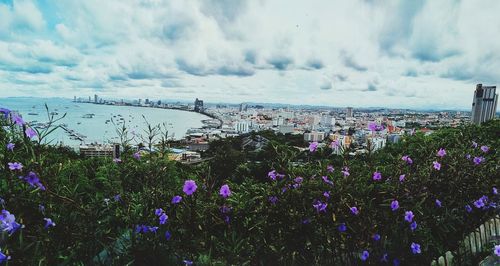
<box><xmin>0</xmin><ymin>97</ymin><xmax>208</xmax><ymax>148</ymax></box>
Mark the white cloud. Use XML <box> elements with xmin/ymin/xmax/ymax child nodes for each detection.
<box><xmin>0</xmin><ymin>0</ymin><xmax>499</xmax><ymax>110</ymax></box>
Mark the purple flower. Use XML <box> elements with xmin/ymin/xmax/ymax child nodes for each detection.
<box><xmin>465</xmin><ymin>205</ymin><xmax>472</xmax><ymax>213</ymax></box>
<box><xmin>172</xmin><ymin>195</ymin><xmax>182</xmax><ymax>204</ymax></box>
<box><xmin>302</xmin><ymin>218</ymin><xmax>311</xmax><ymax>224</ymax></box>
<box><xmin>473</xmin><ymin>156</ymin><xmax>484</xmax><ymax>165</ymax></box>
<box><xmin>402</xmin><ymin>155</ymin><xmax>413</xmax><ymax>164</ymax></box>
<box><xmin>309</xmin><ymin>141</ymin><xmax>318</xmax><ymax>152</ymax></box>
<box><xmin>368</xmin><ymin>121</ymin><xmax>383</xmax><ymax>131</ymax></box>
<box><xmin>480</xmin><ymin>145</ymin><xmax>489</xmax><ymax>153</ymax></box>
<box><xmin>294</xmin><ymin>177</ymin><xmax>303</xmax><ymax>184</ymax></box>
<box><xmin>399</xmin><ymin>174</ymin><xmax>406</xmax><ymax>182</ymax></box>
<box><xmin>411</xmin><ymin>242</ymin><xmax>421</xmax><ymax>254</ymax></box>
<box><xmin>220</xmin><ymin>205</ymin><xmax>232</xmax><ymax>214</ymax></box>
<box><xmin>433</xmin><ymin>161</ymin><xmax>441</xmax><ymax>170</ymax></box>
<box><xmin>113</xmin><ymin>194</ymin><xmax>121</xmax><ymax>202</ymax></box>
<box><xmin>183</xmin><ymin>260</ymin><xmax>193</xmax><ymax>266</ymax></box>
<box><xmin>269</xmin><ymin>196</ymin><xmax>278</xmax><ymax>204</ymax></box>
<box><xmin>437</xmin><ymin>148</ymin><xmax>446</xmax><ymax>157</ymax></box>
<box><xmin>472</xmin><ymin>141</ymin><xmax>478</xmax><ymax>148</ymax></box>
<box><xmin>391</xmin><ymin>200</ymin><xmax>399</xmax><ymax>211</ymax></box>
<box><xmin>8</xmin><ymin>162</ymin><xmax>23</xmax><ymax>171</ymax></box>
<box><xmin>338</xmin><ymin>223</ymin><xmax>347</xmax><ymax>232</ymax></box>
<box><xmin>341</xmin><ymin>166</ymin><xmax>350</xmax><ymax>177</ymax></box>
<box><xmin>43</xmin><ymin>218</ymin><xmax>56</xmax><ymax>229</ymax></box>
<box><xmin>159</xmin><ymin>213</ymin><xmax>168</xmax><ymax>225</ymax></box>
<box><xmin>0</xmin><ymin>108</ymin><xmax>10</xmax><ymax>118</ymax></box>
<box><xmin>313</xmin><ymin>200</ymin><xmax>327</xmax><ymax>213</ymax></box>
<box><xmin>148</xmin><ymin>226</ymin><xmax>159</xmax><ymax>233</ymax></box>
<box><xmin>435</xmin><ymin>199</ymin><xmax>442</xmax><ymax>207</ymax></box>
<box><xmin>465</xmin><ymin>154</ymin><xmax>471</xmax><ymax>160</ymax></box>
<box><xmin>21</xmin><ymin>171</ymin><xmax>46</xmax><ymax>190</ymax></box>
<box><xmin>323</xmin><ymin>191</ymin><xmax>330</xmax><ymax>199</ymax></box>
<box><xmin>183</xmin><ymin>180</ymin><xmax>197</xmax><ymax>196</ymax></box>
<box><xmin>0</xmin><ymin>210</ymin><xmax>22</xmax><ymax>234</ymax></box>
<box><xmin>410</xmin><ymin>221</ymin><xmax>417</xmax><ymax>231</ymax></box>
<box><xmin>12</xmin><ymin>114</ymin><xmax>24</xmax><ymax>126</ymax></box>
<box><xmin>322</xmin><ymin>176</ymin><xmax>334</xmax><ymax>186</ymax></box>
<box><xmin>404</xmin><ymin>211</ymin><xmax>414</xmax><ymax>223</ymax></box>
<box><xmin>494</xmin><ymin>244</ymin><xmax>500</xmax><ymax>257</ymax></box>
<box><xmin>372</xmin><ymin>171</ymin><xmax>382</xmax><ymax>181</ymax></box>
<box><xmin>326</xmin><ymin>165</ymin><xmax>334</xmax><ymax>172</ymax></box>
<box><xmin>373</xmin><ymin>234</ymin><xmax>381</xmax><ymax>241</ymax></box>
<box><xmin>155</xmin><ymin>208</ymin><xmax>164</xmax><ymax>216</ymax></box>
<box><xmin>350</xmin><ymin>206</ymin><xmax>359</xmax><ymax>215</ymax></box>
<box><xmin>268</xmin><ymin>170</ymin><xmax>277</xmax><ymax>180</ymax></box>
<box><xmin>473</xmin><ymin>196</ymin><xmax>488</xmax><ymax>208</ymax></box>
<box><xmin>6</xmin><ymin>143</ymin><xmax>14</xmax><ymax>151</ymax></box>
<box><xmin>133</xmin><ymin>152</ymin><xmax>141</xmax><ymax>160</ymax></box>
<box><xmin>493</xmin><ymin>187</ymin><xmax>498</xmax><ymax>195</ymax></box>
<box><xmin>0</xmin><ymin>248</ymin><xmax>10</xmax><ymax>263</ymax></box>
<box><xmin>38</xmin><ymin>204</ymin><xmax>45</xmax><ymax>214</ymax></box>
<box><xmin>219</xmin><ymin>184</ymin><xmax>231</xmax><ymax>198</ymax></box>
<box><xmin>165</xmin><ymin>230</ymin><xmax>172</xmax><ymax>240</ymax></box>
<box><xmin>113</xmin><ymin>158</ymin><xmax>122</xmax><ymax>163</ymax></box>
<box><xmin>25</xmin><ymin>127</ymin><xmax>37</xmax><ymax>139</ymax></box>
<box><xmin>360</xmin><ymin>250</ymin><xmax>369</xmax><ymax>261</ymax></box>
<box><xmin>381</xmin><ymin>253</ymin><xmax>388</xmax><ymax>262</ymax></box>
<box><xmin>330</xmin><ymin>140</ymin><xmax>339</xmax><ymax>149</ymax></box>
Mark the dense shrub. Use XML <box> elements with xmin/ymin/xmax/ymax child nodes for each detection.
<box><xmin>0</xmin><ymin>107</ymin><xmax>498</xmax><ymax>265</ymax></box>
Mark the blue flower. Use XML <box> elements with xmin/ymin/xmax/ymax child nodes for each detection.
<box><xmin>411</xmin><ymin>242</ymin><xmax>421</xmax><ymax>254</ymax></box>
<box><xmin>172</xmin><ymin>195</ymin><xmax>182</xmax><ymax>204</ymax></box>
<box><xmin>391</xmin><ymin>200</ymin><xmax>399</xmax><ymax>211</ymax></box>
<box><xmin>44</xmin><ymin>218</ymin><xmax>56</xmax><ymax>229</ymax></box>
<box><xmin>165</xmin><ymin>231</ymin><xmax>172</xmax><ymax>240</ymax></box>
<box><xmin>159</xmin><ymin>213</ymin><xmax>168</xmax><ymax>225</ymax></box>
<box><xmin>183</xmin><ymin>180</ymin><xmax>198</xmax><ymax>196</ymax></box>
<box><xmin>404</xmin><ymin>211</ymin><xmax>414</xmax><ymax>223</ymax></box>
<box><xmin>219</xmin><ymin>184</ymin><xmax>231</xmax><ymax>198</ymax></box>
<box><xmin>373</xmin><ymin>234</ymin><xmax>381</xmax><ymax>241</ymax></box>
<box><xmin>350</xmin><ymin>206</ymin><xmax>359</xmax><ymax>215</ymax></box>
<box><xmin>0</xmin><ymin>210</ymin><xmax>22</xmax><ymax>234</ymax></box>
<box><xmin>360</xmin><ymin>250</ymin><xmax>369</xmax><ymax>261</ymax></box>
<box><xmin>410</xmin><ymin>221</ymin><xmax>417</xmax><ymax>231</ymax></box>
<box><xmin>338</xmin><ymin>223</ymin><xmax>347</xmax><ymax>232</ymax></box>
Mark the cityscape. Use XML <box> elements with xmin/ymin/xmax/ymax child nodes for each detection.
<box><xmin>0</xmin><ymin>0</ymin><xmax>499</xmax><ymax>265</ymax></box>
<box><xmin>73</xmin><ymin>83</ymin><xmax>497</xmax><ymax>164</ymax></box>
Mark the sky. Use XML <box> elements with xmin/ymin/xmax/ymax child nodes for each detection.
<box><xmin>0</xmin><ymin>0</ymin><xmax>499</xmax><ymax>110</ymax></box>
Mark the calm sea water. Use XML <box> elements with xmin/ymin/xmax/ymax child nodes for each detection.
<box><xmin>0</xmin><ymin>97</ymin><xmax>208</xmax><ymax>148</ymax></box>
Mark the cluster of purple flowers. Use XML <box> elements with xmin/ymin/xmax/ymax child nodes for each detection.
<box><xmin>268</xmin><ymin>196</ymin><xmax>278</xmax><ymax>204</ymax></box>
<box><xmin>473</xmin><ymin>156</ymin><xmax>484</xmax><ymax>165</ymax></box>
<box><xmin>473</xmin><ymin>195</ymin><xmax>489</xmax><ymax>209</ymax></box>
<box><xmin>321</xmin><ymin>175</ymin><xmax>334</xmax><ymax>186</ymax></box>
<box><xmin>341</xmin><ymin>166</ymin><xmax>350</xmax><ymax>177</ymax></box>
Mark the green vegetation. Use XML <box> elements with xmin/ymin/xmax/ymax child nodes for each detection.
<box><xmin>0</xmin><ymin>108</ymin><xmax>498</xmax><ymax>265</ymax></box>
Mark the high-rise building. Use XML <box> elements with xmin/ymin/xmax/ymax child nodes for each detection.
<box><xmin>239</xmin><ymin>103</ymin><xmax>248</xmax><ymax>112</ymax></box>
<box><xmin>94</xmin><ymin>94</ymin><xmax>98</xmax><ymax>103</ymax></box>
<box><xmin>194</xmin><ymin>98</ymin><xmax>204</xmax><ymax>112</ymax></box>
<box><xmin>471</xmin><ymin>84</ymin><xmax>498</xmax><ymax>125</ymax></box>
<box><xmin>346</xmin><ymin>107</ymin><xmax>353</xmax><ymax>118</ymax></box>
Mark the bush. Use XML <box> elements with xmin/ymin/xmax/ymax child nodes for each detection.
<box><xmin>0</xmin><ymin>107</ymin><xmax>498</xmax><ymax>265</ymax></box>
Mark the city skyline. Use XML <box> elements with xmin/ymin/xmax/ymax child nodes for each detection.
<box><xmin>1</xmin><ymin>0</ymin><xmax>500</xmax><ymax>110</ymax></box>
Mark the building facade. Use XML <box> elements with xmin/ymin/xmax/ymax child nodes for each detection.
<box><xmin>471</xmin><ymin>84</ymin><xmax>498</xmax><ymax>124</ymax></box>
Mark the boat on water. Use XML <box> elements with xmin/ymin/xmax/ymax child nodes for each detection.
<box><xmin>77</xmin><ymin>122</ymin><xmax>81</xmax><ymax>125</ymax></box>
<box><xmin>82</xmin><ymin>114</ymin><xmax>95</xmax><ymax>118</ymax></box>
<box><xmin>28</xmin><ymin>112</ymin><xmax>39</xmax><ymax>115</ymax></box>
<box><xmin>50</xmin><ymin>112</ymin><xmax>59</xmax><ymax>115</ymax></box>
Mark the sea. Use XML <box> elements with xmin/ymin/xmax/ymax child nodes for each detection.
<box><xmin>0</xmin><ymin>97</ymin><xmax>209</xmax><ymax>148</ymax></box>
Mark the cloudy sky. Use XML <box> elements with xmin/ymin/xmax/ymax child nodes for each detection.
<box><xmin>1</xmin><ymin>0</ymin><xmax>499</xmax><ymax>109</ymax></box>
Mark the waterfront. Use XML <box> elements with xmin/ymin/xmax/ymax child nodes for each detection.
<box><xmin>0</xmin><ymin>97</ymin><xmax>210</xmax><ymax>148</ymax></box>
